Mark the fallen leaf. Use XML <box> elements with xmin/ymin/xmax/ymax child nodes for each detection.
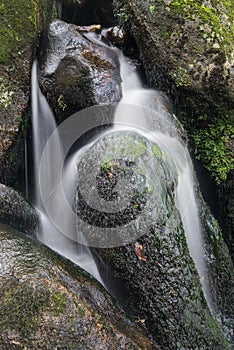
<box><xmin>134</xmin><ymin>242</ymin><xmax>147</xmax><ymax>261</ymax></box>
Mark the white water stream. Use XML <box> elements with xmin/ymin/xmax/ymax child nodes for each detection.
<box><xmin>31</xmin><ymin>61</ymin><xmax>102</xmax><ymax>283</ymax></box>
<box><xmin>31</xmin><ymin>31</ymin><xmax>212</xmax><ymax>308</ymax></box>
<box><xmin>87</xmin><ymin>30</ymin><xmax>211</xmax><ymax>305</ymax></box>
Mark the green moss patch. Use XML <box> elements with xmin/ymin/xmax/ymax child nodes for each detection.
<box><xmin>192</xmin><ymin>117</ymin><xmax>234</xmax><ymax>184</ymax></box>
<box><xmin>0</xmin><ymin>0</ymin><xmax>55</xmax><ymax>66</ymax></box>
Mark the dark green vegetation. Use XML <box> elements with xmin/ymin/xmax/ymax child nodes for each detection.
<box><xmin>0</xmin><ymin>0</ymin><xmax>52</xmax><ymax>65</ymax></box>
<box><xmin>192</xmin><ymin>116</ymin><xmax>234</xmax><ymax>183</ymax></box>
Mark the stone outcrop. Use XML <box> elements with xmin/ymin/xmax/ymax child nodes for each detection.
<box><xmin>113</xmin><ymin>0</ymin><xmax>234</xmax><ymax>118</ymax></box>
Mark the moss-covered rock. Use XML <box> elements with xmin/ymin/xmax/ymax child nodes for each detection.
<box><xmin>0</xmin><ymin>0</ymin><xmax>56</xmax><ymax>186</ymax></box>
<box><xmin>113</xmin><ymin>0</ymin><xmax>234</xmax><ymax>116</ymax></box>
<box><xmin>76</xmin><ymin>130</ymin><xmax>177</xmax><ymax>247</ymax></box>
<box><xmin>0</xmin><ymin>183</ymin><xmax>38</xmax><ymax>233</ymax></box>
<box><xmin>218</xmin><ymin>170</ymin><xmax>234</xmax><ymax>263</ymax></box>
<box><xmin>0</xmin><ymin>223</ymin><xmax>158</xmax><ymax>350</ymax></box>
<box><xmin>75</xmin><ymin>129</ymin><xmax>231</xmax><ymax>349</ymax></box>
<box><xmin>38</xmin><ymin>19</ymin><xmax>122</xmax><ymax>123</ymax></box>
<box><xmin>112</xmin><ymin>0</ymin><xmax>234</xmax><ymax>183</ymax></box>
<box><xmin>197</xmin><ymin>194</ymin><xmax>234</xmax><ymax>347</ymax></box>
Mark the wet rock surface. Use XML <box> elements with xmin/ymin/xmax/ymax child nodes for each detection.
<box><xmin>75</xmin><ymin>129</ymin><xmax>231</xmax><ymax>349</ymax></box>
<box><xmin>38</xmin><ymin>20</ymin><xmax>122</xmax><ymax>123</ymax></box>
<box><xmin>0</xmin><ymin>224</ymin><xmax>158</xmax><ymax>350</ymax></box>
<box><xmin>0</xmin><ymin>183</ymin><xmax>38</xmax><ymax>234</ymax></box>
<box><xmin>198</xmin><ymin>194</ymin><xmax>234</xmax><ymax>347</ymax></box>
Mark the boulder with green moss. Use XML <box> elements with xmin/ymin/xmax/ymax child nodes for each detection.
<box><xmin>113</xmin><ymin>0</ymin><xmax>234</xmax><ymax>117</ymax></box>
<box><xmin>112</xmin><ymin>0</ymin><xmax>234</xmax><ymax>182</ymax></box>
<box><xmin>0</xmin><ymin>0</ymin><xmax>55</xmax><ymax>186</ymax></box>
<box><xmin>0</xmin><ymin>223</ymin><xmax>158</xmax><ymax>350</ymax></box>
<box><xmin>75</xmin><ymin>129</ymin><xmax>233</xmax><ymax>349</ymax></box>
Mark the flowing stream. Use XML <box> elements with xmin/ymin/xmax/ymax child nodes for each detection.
<box><xmin>87</xmin><ymin>31</ymin><xmax>212</xmax><ymax>307</ymax></box>
<box><xmin>31</xmin><ymin>31</ymin><xmax>213</xmax><ymax>308</ymax></box>
<box><xmin>31</xmin><ymin>60</ymin><xmax>102</xmax><ymax>283</ymax></box>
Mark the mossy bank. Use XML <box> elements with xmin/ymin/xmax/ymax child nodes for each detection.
<box><xmin>0</xmin><ymin>0</ymin><xmax>56</xmax><ymax>186</ymax></box>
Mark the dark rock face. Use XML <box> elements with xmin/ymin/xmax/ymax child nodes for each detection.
<box><xmin>0</xmin><ymin>184</ymin><xmax>38</xmax><ymax>233</ymax></box>
<box><xmin>0</xmin><ymin>224</ymin><xmax>157</xmax><ymax>350</ymax></box>
<box><xmin>38</xmin><ymin>20</ymin><xmax>122</xmax><ymax>123</ymax></box>
<box><xmin>0</xmin><ymin>0</ymin><xmax>55</xmax><ymax>187</ymax></box>
<box><xmin>56</xmin><ymin>0</ymin><xmax>117</xmax><ymax>27</ymax></box>
<box><xmin>75</xmin><ymin>129</ymin><xmax>231</xmax><ymax>349</ymax></box>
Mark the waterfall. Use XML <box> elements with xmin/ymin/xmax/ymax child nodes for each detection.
<box><xmin>83</xmin><ymin>31</ymin><xmax>213</xmax><ymax>306</ymax></box>
<box><xmin>31</xmin><ymin>31</ymin><xmax>212</xmax><ymax>305</ymax></box>
<box><xmin>31</xmin><ymin>60</ymin><xmax>102</xmax><ymax>283</ymax></box>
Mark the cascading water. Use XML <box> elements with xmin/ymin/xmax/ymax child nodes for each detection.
<box><xmin>114</xmin><ymin>89</ymin><xmax>210</xmax><ymax>303</ymax></box>
<box><xmin>31</xmin><ymin>30</ymin><xmax>213</xmax><ymax>306</ymax></box>
<box><xmin>87</xmin><ymin>30</ymin><xmax>213</xmax><ymax>307</ymax></box>
<box><xmin>31</xmin><ymin>60</ymin><xmax>102</xmax><ymax>283</ymax></box>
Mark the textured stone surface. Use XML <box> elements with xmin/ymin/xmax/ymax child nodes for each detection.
<box><xmin>113</xmin><ymin>0</ymin><xmax>234</xmax><ymax>117</ymax></box>
<box><xmin>0</xmin><ymin>183</ymin><xmax>38</xmax><ymax>233</ymax></box>
<box><xmin>0</xmin><ymin>224</ymin><xmax>158</xmax><ymax>350</ymax></box>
